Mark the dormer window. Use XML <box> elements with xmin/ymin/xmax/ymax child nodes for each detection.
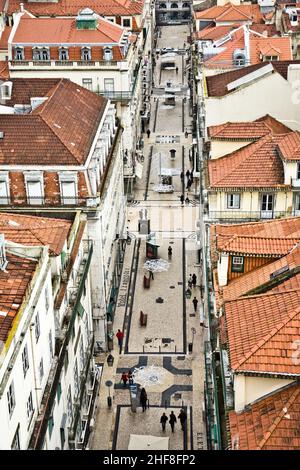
<box><xmin>59</xmin><ymin>47</ymin><xmax>69</xmax><ymax>61</ymax></box>
<box><xmin>122</xmin><ymin>18</ymin><xmax>131</xmax><ymax>28</ymax></box>
<box><xmin>14</xmin><ymin>47</ymin><xmax>24</xmax><ymax>61</ymax></box>
<box><xmin>33</xmin><ymin>47</ymin><xmax>50</xmax><ymax>61</ymax></box>
<box><xmin>104</xmin><ymin>47</ymin><xmax>113</xmax><ymax>61</ymax></box>
<box><xmin>263</xmin><ymin>55</ymin><xmax>279</xmax><ymax>61</ymax></box>
<box><xmin>81</xmin><ymin>47</ymin><xmax>91</xmax><ymax>61</ymax></box>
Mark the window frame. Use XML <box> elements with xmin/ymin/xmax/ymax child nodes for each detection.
<box><xmin>26</xmin><ymin>391</ymin><xmax>34</xmax><ymax>423</ymax></box>
<box><xmin>227</xmin><ymin>193</ymin><xmax>241</xmax><ymax>209</ymax></box>
<box><xmin>81</xmin><ymin>47</ymin><xmax>91</xmax><ymax>61</ymax></box>
<box><xmin>11</xmin><ymin>424</ymin><xmax>20</xmax><ymax>450</ymax></box>
<box><xmin>35</xmin><ymin>312</ymin><xmax>40</xmax><ymax>343</ymax></box>
<box><xmin>22</xmin><ymin>344</ymin><xmax>30</xmax><ymax>377</ymax></box>
<box><xmin>7</xmin><ymin>381</ymin><xmax>16</xmax><ymax>417</ymax></box>
<box><xmin>231</xmin><ymin>256</ymin><xmax>244</xmax><ymax>273</ymax></box>
<box><xmin>0</xmin><ymin>172</ymin><xmax>10</xmax><ymax>205</ymax></box>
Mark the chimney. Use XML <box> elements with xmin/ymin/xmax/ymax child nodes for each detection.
<box><xmin>243</xmin><ymin>24</ymin><xmax>250</xmax><ymax>65</ymax></box>
<box><xmin>20</xmin><ymin>3</ymin><xmax>24</xmax><ymax>12</ymax></box>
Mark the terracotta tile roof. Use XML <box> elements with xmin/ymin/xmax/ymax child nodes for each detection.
<box><xmin>0</xmin><ymin>60</ymin><xmax>10</xmax><ymax>80</ymax></box>
<box><xmin>206</xmin><ymin>60</ymin><xmax>300</xmax><ymax>97</ymax></box>
<box><xmin>208</xmin><ymin>134</ymin><xmax>287</xmax><ymax>189</ymax></box>
<box><xmin>224</xmin><ymin>288</ymin><xmax>300</xmax><ymax>374</ymax></box>
<box><xmin>278</xmin><ymin>132</ymin><xmax>300</xmax><ymax>161</ymax></box>
<box><xmin>0</xmin><ymin>252</ymin><xmax>37</xmax><ymax>343</ymax></box>
<box><xmin>195</xmin><ymin>3</ymin><xmax>263</xmax><ymax>24</ymax></box>
<box><xmin>4</xmin><ymin>78</ymin><xmax>61</xmax><ymax>106</ymax></box>
<box><xmin>208</xmin><ymin>115</ymin><xmax>292</xmax><ymax>140</ymax></box>
<box><xmin>249</xmin><ymin>23</ymin><xmax>279</xmax><ymax>37</ymax></box>
<box><xmin>204</xmin><ymin>30</ymin><xmax>292</xmax><ymax>70</ymax></box>
<box><xmin>221</xmin><ymin>235</ymin><xmax>299</xmax><ymax>256</ymax></box>
<box><xmin>194</xmin><ymin>24</ymin><xmax>238</xmax><ymax>41</ymax></box>
<box><xmin>0</xmin><ymin>212</ymin><xmax>72</xmax><ymax>255</ymax></box>
<box><xmin>13</xmin><ymin>15</ymin><xmax>124</xmax><ymax>45</ymax></box>
<box><xmin>228</xmin><ymin>383</ymin><xmax>300</xmax><ymax>450</ymax></box>
<box><xmin>0</xmin><ymin>26</ymin><xmax>12</xmax><ymax>50</ymax></box>
<box><xmin>222</xmin><ymin>245</ymin><xmax>300</xmax><ymax>303</ymax></box>
<box><xmin>213</xmin><ymin>217</ymin><xmax>300</xmax><ymax>251</ymax></box>
<box><xmin>0</xmin><ymin>78</ymin><xmax>108</xmax><ymax>165</ymax></box>
<box><xmin>7</xmin><ymin>0</ymin><xmax>144</xmax><ymax>16</ymax></box>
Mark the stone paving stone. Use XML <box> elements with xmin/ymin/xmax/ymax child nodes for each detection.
<box><xmin>114</xmin><ymin>407</ymin><xmax>187</xmax><ymax>450</ymax></box>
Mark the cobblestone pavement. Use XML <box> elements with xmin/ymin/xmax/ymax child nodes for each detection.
<box><xmin>90</xmin><ymin>24</ymin><xmax>207</xmax><ymax>451</ymax></box>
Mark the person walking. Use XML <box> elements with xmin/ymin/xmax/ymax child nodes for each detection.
<box><xmin>169</xmin><ymin>411</ymin><xmax>177</xmax><ymax>432</ymax></box>
<box><xmin>147</xmin><ymin>128</ymin><xmax>151</xmax><ymax>138</ymax></box>
<box><xmin>185</xmin><ymin>196</ymin><xmax>190</xmax><ymax>205</ymax></box>
<box><xmin>116</xmin><ymin>329</ymin><xmax>124</xmax><ymax>353</ymax></box>
<box><xmin>121</xmin><ymin>372</ymin><xmax>128</xmax><ymax>387</ymax></box>
<box><xmin>178</xmin><ymin>409</ymin><xmax>187</xmax><ymax>431</ymax></box>
<box><xmin>168</xmin><ymin>246</ymin><xmax>173</xmax><ymax>259</ymax></box>
<box><xmin>188</xmin><ymin>274</ymin><xmax>193</xmax><ymax>289</ymax></box>
<box><xmin>187</xmin><ymin>178</ymin><xmax>192</xmax><ymax>190</ymax></box>
<box><xmin>128</xmin><ymin>370</ymin><xmax>133</xmax><ymax>385</ymax></box>
<box><xmin>140</xmin><ymin>388</ymin><xmax>148</xmax><ymax>412</ymax></box>
<box><xmin>190</xmin><ymin>170</ymin><xmax>194</xmax><ymax>184</ymax></box>
<box><xmin>192</xmin><ymin>296</ymin><xmax>198</xmax><ymax>313</ymax></box>
<box><xmin>185</xmin><ymin>169</ymin><xmax>190</xmax><ymax>179</ymax></box>
<box><xmin>160</xmin><ymin>413</ymin><xmax>168</xmax><ymax>432</ymax></box>
<box><xmin>175</xmin><ymin>66</ymin><xmax>178</xmax><ymax>74</ymax></box>
<box><xmin>180</xmin><ymin>194</ymin><xmax>184</xmax><ymax>205</ymax></box>
<box><xmin>192</xmin><ymin>273</ymin><xmax>197</xmax><ymax>287</ymax></box>
<box><xmin>180</xmin><ymin>171</ymin><xmax>184</xmax><ymax>181</ymax></box>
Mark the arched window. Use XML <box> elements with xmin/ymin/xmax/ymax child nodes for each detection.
<box><xmin>32</xmin><ymin>48</ymin><xmax>41</xmax><ymax>61</ymax></box>
<box><xmin>81</xmin><ymin>47</ymin><xmax>91</xmax><ymax>61</ymax></box>
<box><xmin>171</xmin><ymin>3</ymin><xmax>178</xmax><ymax>8</ymax></box>
<box><xmin>14</xmin><ymin>47</ymin><xmax>24</xmax><ymax>60</ymax></box>
<box><xmin>104</xmin><ymin>48</ymin><xmax>113</xmax><ymax>61</ymax></box>
<box><xmin>159</xmin><ymin>2</ymin><xmax>167</xmax><ymax>8</ymax></box>
<box><xmin>42</xmin><ymin>48</ymin><xmax>49</xmax><ymax>60</ymax></box>
<box><xmin>59</xmin><ymin>48</ymin><xmax>69</xmax><ymax>61</ymax></box>
<box><xmin>183</xmin><ymin>2</ymin><xmax>189</xmax><ymax>7</ymax></box>
<box><xmin>234</xmin><ymin>55</ymin><xmax>245</xmax><ymax>66</ymax></box>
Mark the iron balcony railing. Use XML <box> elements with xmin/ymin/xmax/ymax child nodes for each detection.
<box><xmin>28</xmin><ymin>242</ymin><xmax>93</xmax><ymax>450</ymax></box>
<box><xmin>0</xmin><ymin>195</ymin><xmax>99</xmax><ymax>208</ymax></box>
<box><xmin>10</xmin><ymin>59</ymin><xmax>120</xmax><ymax>68</ymax></box>
<box><xmin>97</xmin><ymin>90</ymin><xmax>133</xmax><ymax>101</ymax></box>
<box><xmin>207</xmin><ymin>210</ymin><xmax>297</xmax><ymax>222</ymax></box>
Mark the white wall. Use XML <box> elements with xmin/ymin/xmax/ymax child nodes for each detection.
<box><xmin>210</xmin><ymin>139</ymin><xmax>251</xmax><ymax>158</ymax></box>
<box><xmin>234</xmin><ymin>374</ymin><xmax>294</xmax><ymax>412</ymax></box>
<box><xmin>205</xmin><ymin>72</ymin><xmax>300</xmax><ymax>130</ymax></box>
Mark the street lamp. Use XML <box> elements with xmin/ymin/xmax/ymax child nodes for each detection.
<box><xmin>105</xmin><ymin>380</ymin><xmax>113</xmax><ymax>408</ymax></box>
<box><xmin>107</xmin><ymin>354</ymin><xmax>114</xmax><ymax>367</ymax></box>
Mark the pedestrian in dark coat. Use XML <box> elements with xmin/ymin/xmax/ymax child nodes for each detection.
<box><xmin>185</xmin><ymin>196</ymin><xmax>190</xmax><ymax>205</ymax></box>
<box><xmin>188</xmin><ymin>274</ymin><xmax>193</xmax><ymax>288</ymax></box>
<box><xmin>140</xmin><ymin>387</ymin><xmax>148</xmax><ymax>412</ymax></box>
<box><xmin>192</xmin><ymin>297</ymin><xmax>198</xmax><ymax>313</ymax></box>
<box><xmin>121</xmin><ymin>372</ymin><xmax>128</xmax><ymax>387</ymax></box>
<box><xmin>192</xmin><ymin>273</ymin><xmax>197</xmax><ymax>286</ymax></box>
<box><xmin>190</xmin><ymin>171</ymin><xmax>193</xmax><ymax>184</ymax></box>
<box><xmin>185</xmin><ymin>169</ymin><xmax>190</xmax><ymax>179</ymax></box>
<box><xmin>180</xmin><ymin>171</ymin><xmax>184</xmax><ymax>181</ymax></box>
<box><xmin>186</xmin><ymin>178</ymin><xmax>192</xmax><ymax>190</ymax></box>
<box><xmin>128</xmin><ymin>370</ymin><xmax>133</xmax><ymax>385</ymax></box>
<box><xmin>178</xmin><ymin>409</ymin><xmax>187</xmax><ymax>430</ymax></box>
<box><xmin>169</xmin><ymin>411</ymin><xmax>177</xmax><ymax>432</ymax></box>
<box><xmin>180</xmin><ymin>194</ymin><xmax>184</xmax><ymax>205</ymax></box>
<box><xmin>160</xmin><ymin>413</ymin><xmax>168</xmax><ymax>431</ymax></box>
<box><xmin>147</xmin><ymin>129</ymin><xmax>151</xmax><ymax>138</ymax></box>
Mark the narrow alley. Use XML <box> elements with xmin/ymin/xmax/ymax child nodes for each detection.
<box><xmin>90</xmin><ymin>23</ymin><xmax>206</xmax><ymax>452</ymax></box>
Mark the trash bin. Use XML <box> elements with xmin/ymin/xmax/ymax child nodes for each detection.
<box><xmin>188</xmin><ymin>342</ymin><xmax>193</xmax><ymax>353</ymax></box>
<box><xmin>107</xmin><ymin>396</ymin><xmax>112</xmax><ymax>408</ymax></box>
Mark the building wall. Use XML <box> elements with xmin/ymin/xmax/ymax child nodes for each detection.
<box><xmin>210</xmin><ymin>139</ymin><xmax>252</xmax><ymax>158</ymax></box>
<box><xmin>208</xmin><ymin>189</ymin><xmax>294</xmax><ymax>219</ymax></box>
<box><xmin>0</xmin><ymin>247</ymin><xmax>55</xmax><ymax>450</ymax></box>
<box><xmin>205</xmin><ymin>72</ymin><xmax>300</xmax><ymax>130</ymax></box>
<box><xmin>234</xmin><ymin>374</ymin><xmax>294</xmax><ymax>412</ymax></box>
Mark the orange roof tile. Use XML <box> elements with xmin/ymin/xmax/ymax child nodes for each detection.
<box><xmin>221</xmin><ymin>234</ymin><xmax>299</xmax><ymax>256</ymax></box>
<box><xmin>222</xmin><ymin>245</ymin><xmax>300</xmax><ymax>303</ymax></box>
<box><xmin>278</xmin><ymin>132</ymin><xmax>300</xmax><ymax>161</ymax></box>
<box><xmin>208</xmin><ymin>115</ymin><xmax>292</xmax><ymax>140</ymax></box>
<box><xmin>208</xmin><ymin>134</ymin><xmax>287</xmax><ymax>189</ymax></box>
<box><xmin>0</xmin><ymin>60</ymin><xmax>9</xmax><ymax>80</ymax></box>
<box><xmin>195</xmin><ymin>3</ymin><xmax>263</xmax><ymax>24</ymax></box>
<box><xmin>0</xmin><ymin>79</ymin><xmax>108</xmax><ymax>165</ymax></box>
<box><xmin>228</xmin><ymin>383</ymin><xmax>300</xmax><ymax>450</ymax></box>
<box><xmin>0</xmin><ymin>212</ymin><xmax>72</xmax><ymax>255</ymax></box>
<box><xmin>7</xmin><ymin>0</ymin><xmax>144</xmax><ymax>17</ymax></box>
<box><xmin>225</xmin><ymin>288</ymin><xmax>300</xmax><ymax>374</ymax></box>
<box><xmin>194</xmin><ymin>24</ymin><xmax>238</xmax><ymax>41</ymax></box>
<box><xmin>13</xmin><ymin>16</ymin><xmax>124</xmax><ymax>45</ymax></box>
<box><xmin>0</xmin><ymin>26</ymin><xmax>12</xmax><ymax>51</ymax></box>
<box><xmin>0</xmin><ymin>253</ymin><xmax>37</xmax><ymax>343</ymax></box>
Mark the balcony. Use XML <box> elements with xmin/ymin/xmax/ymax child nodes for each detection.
<box><xmin>9</xmin><ymin>59</ymin><xmax>120</xmax><ymax>69</ymax></box>
<box><xmin>97</xmin><ymin>90</ymin><xmax>133</xmax><ymax>102</ymax></box>
<box><xmin>28</xmin><ymin>242</ymin><xmax>94</xmax><ymax>450</ymax></box>
<box><xmin>207</xmin><ymin>210</ymin><xmax>293</xmax><ymax>222</ymax></box>
<box><xmin>0</xmin><ymin>195</ymin><xmax>99</xmax><ymax>209</ymax></box>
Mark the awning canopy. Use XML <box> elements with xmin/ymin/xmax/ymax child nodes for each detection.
<box><xmin>128</xmin><ymin>434</ymin><xmax>169</xmax><ymax>450</ymax></box>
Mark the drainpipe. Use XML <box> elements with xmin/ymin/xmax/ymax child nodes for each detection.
<box><xmin>243</xmin><ymin>24</ymin><xmax>250</xmax><ymax>66</ymax></box>
<box><xmin>29</xmin><ymin>322</ymin><xmax>40</xmax><ymax>413</ymax></box>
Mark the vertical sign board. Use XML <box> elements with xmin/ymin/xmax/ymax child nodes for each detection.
<box><xmin>129</xmin><ymin>384</ymin><xmax>138</xmax><ymax>412</ymax></box>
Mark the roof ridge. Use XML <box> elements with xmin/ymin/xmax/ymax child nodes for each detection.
<box><xmin>257</xmin><ymin>386</ymin><xmax>300</xmax><ymax>449</ymax></box>
<box><xmin>233</xmin><ymin>300</ymin><xmax>300</xmax><ymax>370</ymax></box>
